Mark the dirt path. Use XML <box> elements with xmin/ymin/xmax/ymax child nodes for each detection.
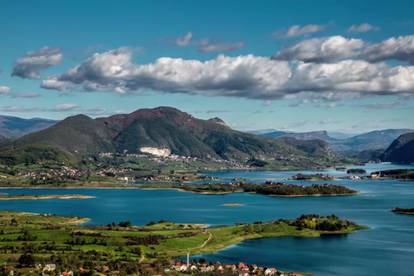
<box><xmin>196</xmin><ymin>230</ymin><xmax>213</xmax><ymax>249</ymax></box>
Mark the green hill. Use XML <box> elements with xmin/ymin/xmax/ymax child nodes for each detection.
<box><xmin>0</xmin><ymin>107</ymin><xmax>341</xmax><ymax>168</ymax></box>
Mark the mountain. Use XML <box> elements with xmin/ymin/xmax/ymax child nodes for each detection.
<box><xmin>0</xmin><ymin>107</ymin><xmax>339</xmax><ymax>167</ymax></box>
<box><xmin>329</xmin><ymin>129</ymin><xmax>413</xmax><ymax>153</ymax></box>
<box><xmin>255</xmin><ymin>129</ymin><xmax>413</xmax><ymax>156</ymax></box>
<box><xmin>382</xmin><ymin>132</ymin><xmax>414</xmax><ymax>163</ymax></box>
<box><xmin>0</xmin><ymin>115</ymin><xmax>57</xmax><ymax>138</ymax></box>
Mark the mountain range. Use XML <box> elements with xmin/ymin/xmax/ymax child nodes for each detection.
<box><xmin>254</xmin><ymin>129</ymin><xmax>413</xmax><ymax>155</ymax></box>
<box><xmin>0</xmin><ymin>107</ymin><xmax>339</xmax><ymax>168</ymax></box>
<box><xmin>0</xmin><ymin>108</ymin><xmax>412</xmax><ymax>166</ymax></box>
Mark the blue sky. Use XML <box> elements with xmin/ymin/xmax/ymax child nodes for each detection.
<box><xmin>1</xmin><ymin>0</ymin><xmax>414</xmax><ymax>133</ymax></box>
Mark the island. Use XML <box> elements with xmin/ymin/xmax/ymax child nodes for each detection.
<box><xmin>346</xmin><ymin>168</ymin><xmax>367</xmax><ymax>174</ymax></box>
<box><xmin>143</xmin><ymin>182</ymin><xmax>358</xmax><ymax>197</ymax></box>
<box><xmin>0</xmin><ymin>211</ymin><xmax>364</xmax><ymax>275</ymax></box>
<box><xmin>0</xmin><ymin>194</ymin><xmax>95</xmax><ymax>200</ymax></box>
<box><xmin>392</xmin><ymin>207</ymin><xmax>414</xmax><ymax>215</ymax></box>
<box><xmin>291</xmin><ymin>173</ymin><xmax>335</xmax><ymax>181</ymax></box>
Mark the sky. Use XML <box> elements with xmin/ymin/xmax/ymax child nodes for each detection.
<box><xmin>1</xmin><ymin>0</ymin><xmax>414</xmax><ymax>133</ymax></box>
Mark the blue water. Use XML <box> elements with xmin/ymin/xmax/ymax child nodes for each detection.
<box><xmin>0</xmin><ymin>163</ymin><xmax>413</xmax><ymax>276</ymax></box>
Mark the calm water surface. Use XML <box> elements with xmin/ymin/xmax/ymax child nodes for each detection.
<box><xmin>0</xmin><ymin>163</ymin><xmax>413</xmax><ymax>276</ymax></box>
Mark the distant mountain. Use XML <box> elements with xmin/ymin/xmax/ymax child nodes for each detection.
<box><xmin>0</xmin><ymin>107</ymin><xmax>339</xmax><ymax>167</ymax></box>
<box><xmin>253</xmin><ymin>130</ymin><xmax>334</xmax><ymax>141</ymax></box>
<box><xmin>328</xmin><ymin>132</ymin><xmax>357</xmax><ymax>140</ymax></box>
<box><xmin>382</xmin><ymin>132</ymin><xmax>414</xmax><ymax>163</ymax></box>
<box><xmin>255</xmin><ymin>129</ymin><xmax>413</xmax><ymax>156</ymax></box>
<box><xmin>329</xmin><ymin>129</ymin><xmax>413</xmax><ymax>153</ymax></box>
<box><xmin>0</xmin><ymin>115</ymin><xmax>57</xmax><ymax>138</ymax></box>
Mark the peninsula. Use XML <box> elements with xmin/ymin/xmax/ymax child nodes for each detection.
<box><xmin>392</xmin><ymin>207</ymin><xmax>414</xmax><ymax>215</ymax></box>
<box><xmin>0</xmin><ymin>194</ymin><xmax>95</xmax><ymax>200</ymax></box>
<box><xmin>0</xmin><ymin>211</ymin><xmax>364</xmax><ymax>275</ymax></box>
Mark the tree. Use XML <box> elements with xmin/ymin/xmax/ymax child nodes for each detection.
<box><xmin>118</xmin><ymin>221</ymin><xmax>132</xmax><ymax>227</ymax></box>
<box><xmin>18</xmin><ymin>253</ymin><xmax>34</xmax><ymax>267</ymax></box>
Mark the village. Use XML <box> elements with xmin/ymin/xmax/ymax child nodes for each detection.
<box><xmin>168</xmin><ymin>260</ymin><xmax>304</xmax><ymax>276</ymax></box>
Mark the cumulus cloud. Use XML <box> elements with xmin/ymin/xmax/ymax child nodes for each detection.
<box><xmin>197</xmin><ymin>40</ymin><xmax>244</xmax><ymax>53</ymax></box>
<box><xmin>274</xmin><ymin>24</ymin><xmax>326</xmax><ymax>39</ymax></box>
<box><xmin>273</xmin><ymin>34</ymin><xmax>414</xmax><ymax>64</ymax></box>
<box><xmin>0</xmin><ymin>86</ymin><xmax>11</xmax><ymax>94</ymax></box>
<box><xmin>174</xmin><ymin>32</ymin><xmax>193</xmax><ymax>47</ymax></box>
<box><xmin>273</xmin><ymin>36</ymin><xmax>365</xmax><ymax>62</ymax></box>
<box><xmin>348</xmin><ymin>23</ymin><xmax>379</xmax><ymax>33</ymax></box>
<box><xmin>12</xmin><ymin>47</ymin><xmax>62</xmax><ymax>79</ymax></box>
<box><xmin>361</xmin><ymin>35</ymin><xmax>414</xmax><ymax>64</ymax></box>
<box><xmin>40</xmin><ymin>47</ymin><xmax>414</xmax><ymax>100</ymax></box>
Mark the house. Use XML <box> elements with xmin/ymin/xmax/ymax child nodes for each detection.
<box><xmin>264</xmin><ymin>267</ymin><xmax>278</xmax><ymax>275</ymax></box>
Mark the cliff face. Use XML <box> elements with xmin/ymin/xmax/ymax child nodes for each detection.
<box><xmin>382</xmin><ymin>132</ymin><xmax>414</xmax><ymax>163</ymax></box>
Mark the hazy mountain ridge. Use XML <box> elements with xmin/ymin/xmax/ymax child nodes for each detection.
<box><xmin>0</xmin><ymin>115</ymin><xmax>57</xmax><ymax>138</ymax></box>
<box><xmin>254</xmin><ymin>128</ymin><xmax>413</xmax><ymax>155</ymax></box>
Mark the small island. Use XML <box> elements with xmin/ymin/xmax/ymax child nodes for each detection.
<box><xmin>392</xmin><ymin>207</ymin><xmax>414</xmax><ymax>215</ymax></box>
<box><xmin>0</xmin><ymin>194</ymin><xmax>95</xmax><ymax>201</ymax></box>
<box><xmin>370</xmin><ymin>169</ymin><xmax>414</xmax><ymax>180</ymax></box>
<box><xmin>164</xmin><ymin>182</ymin><xmax>357</xmax><ymax>197</ymax></box>
<box><xmin>222</xmin><ymin>203</ymin><xmax>244</xmax><ymax>207</ymax></box>
<box><xmin>291</xmin><ymin>173</ymin><xmax>335</xmax><ymax>181</ymax></box>
<box><xmin>0</xmin><ymin>211</ymin><xmax>364</xmax><ymax>275</ymax></box>
<box><xmin>346</xmin><ymin>168</ymin><xmax>367</xmax><ymax>174</ymax></box>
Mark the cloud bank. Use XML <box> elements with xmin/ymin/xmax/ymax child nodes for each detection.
<box><xmin>40</xmin><ymin>46</ymin><xmax>414</xmax><ymax>100</ymax></box>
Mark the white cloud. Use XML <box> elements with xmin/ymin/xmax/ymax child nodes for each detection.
<box><xmin>348</xmin><ymin>23</ymin><xmax>379</xmax><ymax>33</ymax></box>
<box><xmin>274</xmin><ymin>36</ymin><xmax>365</xmax><ymax>62</ymax></box>
<box><xmin>10</xmin><ymin>92</ymin><xmax>41</xmax><ymax>98</ymax></box>
<box><xmin>274</xmin><ymin>34</ymin><xmax>414</xmax><ymax>64</ymax></box>
<box><xmin>361</xmin><ymin>35</ymin><xmax>414</xmax><ymax>64</ymax></box>
<box><xmin>12</xmin><ymin>47</ymin><xmax>62</xmax><ymax>79</ymax></box>
<box><xmin>41</xmin><ymin>77</ymin><xmax>72</xmax><ymax>91</ymax></box>
<box><xmin>53</xmin><ymin>103</ymin><xmax>79</xmax><ymax>111</ymax></box>
<box><xmin>174</xmin><ymin>32</ymin><xmax>193</xmax><ymax>47</ymax></box>
<box><xmin>40</xmin><ymin>47</ymin><xmax>414</xmax><ymax>101</ymax></box>
<box><xmin>197</xmin><ymin>40</ymin><xmax>244</xmax><ymax>53</ymax></box>
<box><xmin>274</xmin><ymin>24</ymin><xmax>326</xmax><ymax>39</ymax></box>
<box><xmin>0</xmin><ymin>86</ymin><xmax>11</xmax><ymax>94</ymax></box>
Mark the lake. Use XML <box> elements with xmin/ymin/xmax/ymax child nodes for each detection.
<box><xmin>0</xmin><ymin>163</ymin><xmax>413</xmax><ymax>276</ymax></box>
